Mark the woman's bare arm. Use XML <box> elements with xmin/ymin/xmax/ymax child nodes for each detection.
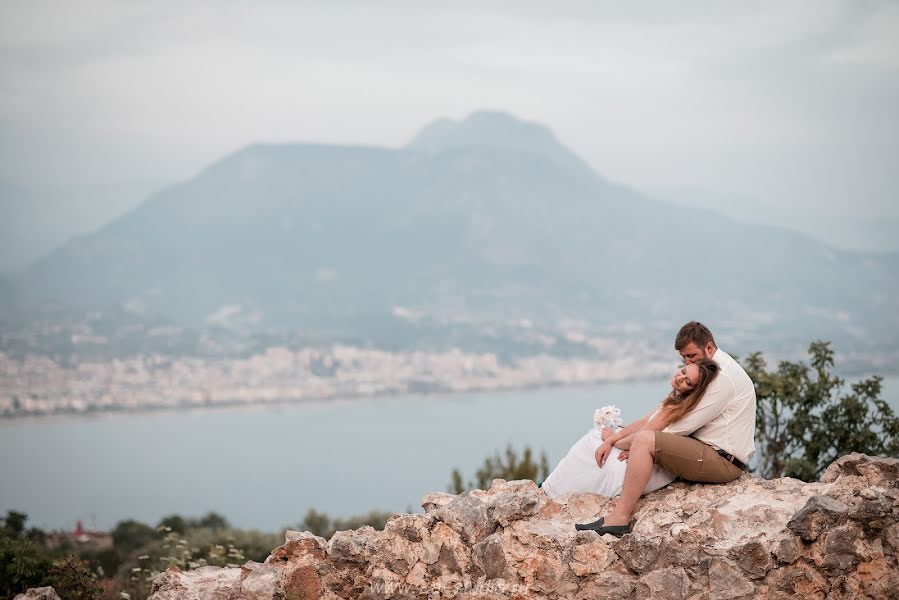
<box><xmin>641</xmin><ymin>405</ymin><xmax>673</xmax><ymax>431</ymax></box>
<box><xmin>611</xmin><ymin>404</ymin><xmax>670</xmax><ymax>450</ymax></box>
<box><xmin>602</xmin><ymin>412</ymin><xmax>652</xmax><ymax>445</ymax></box>
<box><xmin>596</xmin><ymin>407</ymin><xmax>663</xmax><ymax>467</ymax></box>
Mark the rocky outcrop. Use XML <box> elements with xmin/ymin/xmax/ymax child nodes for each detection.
<box><xmin>13</xmin><ymin>588</ymin><xmax>62</xmax><ymax>600</ymax></box>
<box><xmin>148</xmin><ymin>453</ymin><xmax>899</xmax><ymax>599</ymax></box>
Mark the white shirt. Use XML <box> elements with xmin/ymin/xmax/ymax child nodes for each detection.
<box><xmin>662</xmin><ymin>349</ymin><xmax>757</xmax><ymax>464</ymax></box>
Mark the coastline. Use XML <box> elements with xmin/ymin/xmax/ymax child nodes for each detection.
<box><xmin>3</xmin><ymin>368</ymin><xmax>896</xmax><ymax>426</ymax></box>
<box><xmin>0</xmin><ymin>374</ymin><xmax>673</xmax><ymax>426</ymax></box>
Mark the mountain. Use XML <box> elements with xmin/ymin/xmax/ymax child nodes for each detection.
<box><xmin>0</xmin><ymin>178</ymin><xmax>163</xmax><ymax>273</ymax></box>
<box><xmin>0</xmin><ymin>275</ymin><xmax>16</xmax><ymax>305</ymax></box>
<box><xmin>12</xmin><ymin>111</ymin><xmax>899</xmax><ymax>352</ymax></box>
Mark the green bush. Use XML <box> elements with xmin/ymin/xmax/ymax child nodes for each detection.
<box><xmin>745</xmin><ymin>340</ymin><xmax>899</xmax><ymax>480</ymax></box>
<box><xmin>295</xmin><ymin>508</ymin><xmax>393</xmax><ymax>540</ymax></box>
<box><xmin>111</xmin><ymin>519</ymin><xmax>157</xmax><ymax>553</ymax></box>
<box><xmin>47</xmin><ymin>555</ymin><xmax>103</xmax><ymax>600</ymax></box>
<box><xmin>448</xmin><ymin>444</ymin><xmax>550</xmax><ymax>493</ymax></box>
<box><xmin>0</xmin><ymin>535</ymin><xmax>54</xmax><ymax>599</ymax></box>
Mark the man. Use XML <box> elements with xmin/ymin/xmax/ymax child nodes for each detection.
<box><xmin>576</xmin><ymin>321</ymin><xmax>757</xmax><ymax>536</ymax></box>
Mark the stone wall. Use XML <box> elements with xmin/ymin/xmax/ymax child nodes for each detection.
<box><xmin>142</xmin><ymin>452</ymin><xmax>899</xmax><ymax>599</ymax></box>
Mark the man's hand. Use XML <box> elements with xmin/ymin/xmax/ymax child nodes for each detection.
<box><xmin>595</xmin><ymin>442</ymin><xmax>613</xmax><ymax>468</ymax></box>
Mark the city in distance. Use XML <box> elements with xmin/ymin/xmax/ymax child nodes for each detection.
<box><xmin>1</xmin><ymin>111</ymin><xmax>897</xmax><ymax>418</ymax></box>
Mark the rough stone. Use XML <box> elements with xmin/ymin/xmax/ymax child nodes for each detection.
<box><xmin>851</xmin><ymin>496</ymin><xmax>894</xmax><ymax>532</ymax></box>
<box><xmin>787</xmin><ymin>494</ymin><xmax>851</xmax><ymax>541</ymax></box>
<box><xmin>822</xmin><ymin>523</ymin><xmax>863</xmax><ymax>573</ymax></box>
<box><xmin>149</xmin><ymin>565</ymin><xmax>242</xmax><ymax>600</ymax></box>
<box><xmin>328</xmin><ymin>526</ymin><xmax>381</xmax><ymax>566</ymax></box>
<box><xmin>634</xmin><ymin>566</ymin><xmax>689</xmax><ymax>600</ymax></box>
<box><xmin>383</xmin><ymin>512</ymin><xmax>430</xmax><ymax>543</ymax></box>
<box><xmin>883</xmin><ymin>523</ymin><xmax>899</xmax><ymax>557</ymax></box>
<box><xmin>764</xmin><ymin>559</ymin><xmax>829</xmax><ymax>598</ymax></box>
<box><xmin>13</xmin><ymin>588</ymin><xmax>61</xmax><ymax>600</ymax></box>
<box><xmin>568</xmin><ymin>536</ymin><xmax>616</xmax><ymax>576</ymax></box>
<box><xmin>485</xmin><ymin>479</ymin><xmax>547</xmax><ymax>527</ymax></box>
<box><xmin>772</xmin><ymin>535</ymin><xmax>804</xmax><ymax>564</ymax></box>
<box><xmin>472</xmin><ymin>533</ymin><xmax>508</xmax><ymax>579</ymax></box>
<box><xmin>421</xmin><ymin>491</ymin><xmax>455</xmax><ymax>512</ymax></box>
<box><xmin>732</xmin><ymin>538</ymin><xmax>772</xmax><ymax>579</ymax></box>
<box><xmin>433</xmin><ymin>492</ymin><xmax>497</xmax><ymax>544</ymax></box>
<box><xmin>820</xmin><ymin>452</ymin><xmax>899</xmax><ymax>484</ymax></box>
<box><xmin>145</xmin><ymin>453</ymin><xmax>899</xmax><ymax>600</ymax></box>
<box><xmin>615</xmin><ymin>534</ymin><xmax>661</xmax><ymax>573</ymax></box>
<box><xmin>826</xmin><ymin>556</ymin><xmax>899</xmax><ymax>600</ymax></box>
<box><xmin>239</xmin><ymin>562</ymin><xmax>283</xmax><ymax>600</ymax></box>
<box><xmin>707</xmin><ymin>557</ymin><xmax>754</xmax><ymax>600</ymax></box>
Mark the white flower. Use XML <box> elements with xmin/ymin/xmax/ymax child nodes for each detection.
<box><xmin>593</xmin><ymin>404</ymin><xmax>623</xmax><ymax>431</ymax></box>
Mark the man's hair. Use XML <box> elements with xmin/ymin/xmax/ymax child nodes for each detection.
<box><xmin>675</xmin><ymin>321</ymin><xmax>716</xmax><ymax>350</ymax></box>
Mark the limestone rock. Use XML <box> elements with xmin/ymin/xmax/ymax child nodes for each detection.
<box><xmin>634</xmin><ymin>565</ymin><xmax>689</xmax><ymax>600</ymax></box>
<box><xmin>820</xmin><ymin>452</ymin><xmax>899</xmax><ymax>484</ymax></box>
<box><xmin>146</xmin><ymin>453</ymin><xmax>899</xmax><ymax>600</ymax></box>
<box><xmin>13</xmin><ymin>588</ymin><xmax>61</xmax><ymax>600</ymax></box>
<box><xmin>149</xmin><ymin>565</ymin><xmax>242</xmax><ymax>600</ymax></box>
<box><xmin>433</xmin><ymin>492</ymin><xmax>497</xmax><ymax>544</ymax></box>
<box><xmin>421</xmin><ymin>492</ymin><xmax>455</xmax><ymax>512</ymax></box>
<box><xmin>239</xmin><ymin>562</ymin><xmax>284</xmax><ymax>600</ymax></box>
<box><xmin>787</xmin><ymin>495</ymin><xmax>851</xmax><ymax>542</ymax></box>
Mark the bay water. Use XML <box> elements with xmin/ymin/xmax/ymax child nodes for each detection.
<box><xmin>2</xmin><ymin>375</ymin><xmax>897</xmax><ymax>533</ymax></box>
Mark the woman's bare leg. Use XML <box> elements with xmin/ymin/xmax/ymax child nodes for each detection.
<box><xmin>602</xmin><ymin>429</ymin><xmax>655</xmax><ymax>526</ymax></box>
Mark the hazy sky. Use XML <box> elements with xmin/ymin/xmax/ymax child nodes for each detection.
<box><xmin>1</xmin><ymin>0</ymin><xmax>898</xmax><ymax>251</ymax></box>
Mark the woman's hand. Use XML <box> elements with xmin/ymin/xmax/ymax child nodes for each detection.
<box><xmin>595</xmin><ymin>442</ymin><xmax>614</xmax><ymax>468</ymax></box>
<box><xmin>601</xmin><ymin>427</ymin><xmax>615</xmax><ymax>441</ymax></box>
<box><xmin>617</xmin><ymin>450</ymin><xmax>630</xmax><ymax>461</ymax></box>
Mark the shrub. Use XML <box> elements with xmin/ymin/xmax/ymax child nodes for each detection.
<box><xmin>745</xmin><ymin>340</ymin><xmax>899</xmax><ymax>480</ymax></box>
<box><xmin>449</xmin><ymin>444</ymin><xmax>550</xmax><ymax>493</ymax></box>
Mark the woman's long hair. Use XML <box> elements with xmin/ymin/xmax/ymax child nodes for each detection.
<box><xmin>661</xmin><ymin>358</ymin><xmax>720</xmax><ymax>424</ymax></box>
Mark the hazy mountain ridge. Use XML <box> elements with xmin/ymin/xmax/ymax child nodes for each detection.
<box><xmin>0</xmin><ymin>274</ymin><xmax>16</xmax><ymax>304</ymax></box>
<box><xmin>8</xmin><ymin>111</ymin><xmax>898</xmax><ymax>357</ymax></box>
<box><xmin>0</xmin><ymin>178</ymin><xmax>163</xmax><ymax>273</ymax></box>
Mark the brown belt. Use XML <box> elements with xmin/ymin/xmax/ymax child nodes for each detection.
<box><xmin>715</xmin><ymin>448</ymin><xmax>747</xmax><ymax>471</ymax></box>
<box><xmin>688</xmin><ymin>435</ymin><xmax>748</xmax><ymax>471</ymax></box>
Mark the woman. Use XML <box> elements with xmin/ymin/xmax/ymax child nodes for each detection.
<box><xmin>541</xmin><ymin>358</ymin><xmax>720</xmax><ymax>500</ymax></box>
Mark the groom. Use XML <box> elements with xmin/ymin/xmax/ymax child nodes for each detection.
<box><xmin>578</xmin><ymin>321</ymin><xmax>757</xmax><ymax>536</ymax></box>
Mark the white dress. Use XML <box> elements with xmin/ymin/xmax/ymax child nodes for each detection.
<box><xmin>541</xmin><ymin>426</ymin><xmax>676</xmax><ymax>499</ymax></box>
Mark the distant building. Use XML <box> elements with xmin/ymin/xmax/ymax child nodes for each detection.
<box><xmin>45</xmin><ymin>519</ymin><xmax>113</xmax><ymax>550</ymax></box>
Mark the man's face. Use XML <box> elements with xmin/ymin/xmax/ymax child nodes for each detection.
<box><xmin>679</xmin><ymin>341</ymin><xmax>711</xmax><ymax>365</ymax></box>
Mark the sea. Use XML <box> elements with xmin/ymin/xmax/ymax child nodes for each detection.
<box><xmin>1</xmin><ymin>375</ymin><xmax>897</xmax><ymax>533</ymax></box>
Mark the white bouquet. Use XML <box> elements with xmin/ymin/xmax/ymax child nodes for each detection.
<box><xmin>594</xmin><ymin>404</ymin><xmax>623</xmax><ymax>433</ymax></box>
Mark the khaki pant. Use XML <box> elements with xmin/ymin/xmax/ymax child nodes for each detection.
<box><xmin>653</xmin><ymin>432</ymin><xmax>744</xmax><ymax>483</ymax></box>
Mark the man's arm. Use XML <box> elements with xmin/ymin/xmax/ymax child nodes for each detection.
<box><xmin>662</xmin><ymin>375</ymin><xmax>736</xmax><ymax>435</ymax></box>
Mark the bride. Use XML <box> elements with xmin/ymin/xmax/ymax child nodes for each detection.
<box><xmin>541</xmin><ymin>358</ymin><xmax>720</xmax><ymax>499</ymax></box>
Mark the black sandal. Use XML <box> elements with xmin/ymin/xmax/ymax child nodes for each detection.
<box><xmin>574</xmin><ymin>517</ymin><xmax>604</xmax><ymax>531</ymax></box>
<box><xmin>575</xmin><ymin>517</ymin><xmax>633</xmax><ymax>537</ymax></box>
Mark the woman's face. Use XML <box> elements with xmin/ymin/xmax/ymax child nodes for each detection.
<box><xmin>671</xmin><ymin>363</ymin><xmax>701</xmax><ymax>393</ymax></box>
